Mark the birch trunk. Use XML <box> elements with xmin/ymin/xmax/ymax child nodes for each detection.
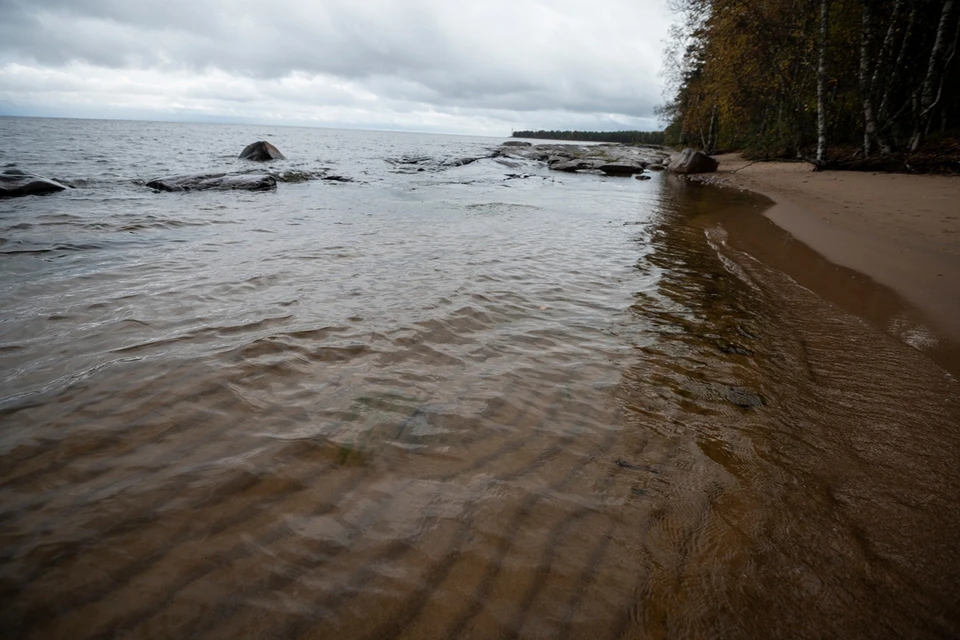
<box><xmin>911</xmin><ymin>0</ymin><xmax>956</xmax><ymax>151</ymax></box>
<box><xmin>879</xmin><ymin>3</ymin><xmax>915</xmax><ymax>124</ymax></box>
<box><xmin>860</xmin><ymin>1</ymin><xmax>880</xmax><ymax>157</ymax></box>
<box><xmin>817</xmin><ymin>0</ymin><xmax>829</xmax><ymax>166</ymax></box>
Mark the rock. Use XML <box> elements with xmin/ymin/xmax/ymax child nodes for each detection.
<box><xmin>441</xmin><ymin>156</ymin><xmax>482</xmax><ymax>167</ymax></box>
<box><xmin>647</xmin><ymin>164</ymin><xmax>666</xmax><ymax>171</ymax></box>
<box><xmin>269</xmin><ymin>169</ymin><xmax>324</xmax><ymax>183</ymax></box>
<box><xmin>239</xmin><ymin>141</ymin><xmax>286</xmax><ymax>161</ymax></box>
<box><xmin>599</xmin><ymin>162</ymin><xmax>646</xmax><ymax>176</ymax></box>
<box><xmin>146</xmin><ymin>173</ymin><xmax>277</xmax><ymax>192</ymax></box>
<box><xmin>635</xmin><ymin>174</ymin><xmax>652</xmax><ymax>181</ymax></box>
<box><xmin>501</xmin><ymin>141</ymin><xmax>532</xmax><ymax>147</ymax></box>
<box><xmin>0</xmin><ymin>168</ymin><xmax>68</xmax><ymax>198</ymax></box>
<box><xmin>723</xmin><ymin>386</ymin><xmax>765</xmax><ymax>409</ymax></box>
<box><xmin>321</xmin><ymin>175</ymin><xmax>353</xmax><ymax>182</ymax></box>
<box><xmin>615</xmin><ymin>459</ymin><xmax>659</xmax><ymax>473</ymax></box>
<box><xmin>668</xmin><ymin>148</ymin><xmax>719</xmax><ymax>174</ymax></box>
<box><xmin>495</xmin><ymin>159</ymin><xmax>521</xmax><ymax>169</ymax></box>
<box><xmin>550</xmin><ymin>158</ymin><xmax>604</xmax><ymax>172</ymax></box>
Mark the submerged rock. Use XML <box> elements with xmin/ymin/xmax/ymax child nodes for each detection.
<box><xmin>668</xmin><ymin>148</ymin><xmax>719</xmax><ymax>174</ymax></box>
<box><xmin>501</xmin><ymin>141</ymin><xmax>532</xmax><ymax>147</ymax></box>
<box><xmin>239</xmin><ymin>141</ymin><xmax>286</xmax><ymax>161</ymax></box>
<box><xmin>146</xmin><ymin>173</ymin><xmax>277</xmax><ymax>192</ymax></box>
<box><xmin>0</xmin><ymin>168</ymin><xmax>68</xmax><ymax>198</ymax></box>
<box><xmin>722</xmin><ymin>386</ymin><xmax>765</xmax><ymax>409</ymax></box>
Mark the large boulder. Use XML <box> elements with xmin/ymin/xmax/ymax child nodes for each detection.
<box><xmin>668</xmin><ymin>148</ymin><xmax>719</xmax><ymax>174</ymax></box>
<box><xmin>239</xmin><ymin>141</ymin><xmax>286</xmax><ymax>161</ymax></box>
<box><xmin>0</xmin><ymin>168</ymin><xmax>68</xmax><ymax>198</ymax></box>
<box><xmin>146</xmin><ymin>173</ymin><xmax>277</xmax><ymax>192</ymax></box>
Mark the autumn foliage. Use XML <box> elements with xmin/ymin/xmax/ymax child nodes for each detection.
<box><xmin>660</xmin><ymin>0</ymin><xmax>960</xmax><ymax>165</ymax></box>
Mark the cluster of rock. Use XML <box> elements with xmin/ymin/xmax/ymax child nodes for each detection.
<box><xmin>2</xmin><ymin>138</ymin><xmax>718</xmax><ymax>199</ymax></box>
<box><xmin>495</xmin><ymin>142</ymin><xmax>669</xmax><ymax>178</ymax></box>
<box><xmin>1</xmin><ymin>141</ymin><xmax>356</xmax><ymax>198</ymax></box>
<box><xmin>494</xmin><ymin>143</ymin><xmax>718</xmax><ymax>178</ymax></box>
<box><xmin>147</xmin><ymin>140</ymin><xmax>290</xmax><ymax>192</ymax></box>
<box><xmin>385</xmin><ymin>141</ymin><xmax>719</xmax><ymax>181</ymax></box>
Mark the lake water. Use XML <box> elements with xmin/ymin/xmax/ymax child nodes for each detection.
<box><xmin>2</xmin><ymin>117</ymin><xmax>959</xmax><ymax>639</ymax></box>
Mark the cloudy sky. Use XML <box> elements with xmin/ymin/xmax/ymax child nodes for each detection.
<box><xmin>0</xmin><ymin>0</ymin><xmax>673</xmax><ymax>136</ymax></box>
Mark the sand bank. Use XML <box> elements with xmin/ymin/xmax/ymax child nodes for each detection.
<box><xmin>694</xmin><ymin>155</ymin><xmax>960</xmax><ymax>374</ymax></box>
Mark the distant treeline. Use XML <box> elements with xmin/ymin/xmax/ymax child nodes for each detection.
<box><xmin>512</xmin><ymin>130</ymin><xmax>666</xmax><ymax>145</ymax></box>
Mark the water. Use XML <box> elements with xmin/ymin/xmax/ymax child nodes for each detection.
<box><xmin>1</xmin><ymin>117</ymin><xmax>959</xmax><ymax>639</ymax></box>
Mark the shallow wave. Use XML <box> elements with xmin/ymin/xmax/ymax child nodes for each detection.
<box><xmin>2</xmin><ymin>121</ymin><xmax>959</xmax><ymax>639</ymax></box>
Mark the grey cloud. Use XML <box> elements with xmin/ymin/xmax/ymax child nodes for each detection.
<box><xmin>0</xmin><ymin>0</ymin><xmax>670</xmax><ymax>132</ymax></box>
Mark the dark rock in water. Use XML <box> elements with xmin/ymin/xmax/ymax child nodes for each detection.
<box><xmin>0</xmin><ymin>168</ymin><xmax>68</xmax><ymax>198</ymax></box>
<box><xmin>615</xmin><ymin>459</ymin><xmax>660</xmax><ymax>474</ymax></box>
<box><xmin>599</xmin><ymin>162</ymin><xmax>646</xmax><ymax>176</ymax></box>
<box><xmin>321</xmin><ymin>175</ymin><xmax>353</xmax><ymax>183</ymax></box>
<box><xmin>723</xmin><ymin>386</ymin><xmax>765</xmax><ymax>409</ymax></box>
<box><xmin>668</xmin><ymin>148</ymin><xmax>719</xmax><ymax>174</ymax></box>
<box><xmin>146</xmin><ymin>173</ymin><xmax>277</xmax><ymax>192</ymax></box>
<box><xmin>501</xmin><ymin>141</ymin><xmax>532</xmax><ymax>147</ymax></box>
<box><xmin>239</xmin><ymin>141</ymin><xmax>286</xmax><ymax>161</ymax></box>
<box><xmin>635</xmin><ymin>174</ymin><xmax>652</xmax><ymax>180</ymax></box>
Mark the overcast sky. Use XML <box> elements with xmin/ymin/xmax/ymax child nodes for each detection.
<box><xmin>0</xmin><ymin>0</ymin><xmax>672</xmax><ymax>136</ymax></box>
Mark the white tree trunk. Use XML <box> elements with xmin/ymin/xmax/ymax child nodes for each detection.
<box><xmin>817</xmin><ymin>0</ymin><xmax>829</xmax><ymax>166</ymax></box>
<box><xmin>860</xmin><ymin>2</ymin><xmax>880</xmax><ymax>157</ymax></box>
<box><xmin>911</xmin><ymin>0</ymin><xmax>956</xmax><ymax>151</ymax></box>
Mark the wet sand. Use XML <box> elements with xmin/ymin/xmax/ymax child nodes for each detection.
<box><xmin>3</xmin><ymin>169</ymin><xmax>960</xmax><ymax>639</ymax></box>
<box><xmin>694</xmin><ymin>155</ymin><xmax>960</xmax><ymax>373</ymax></box>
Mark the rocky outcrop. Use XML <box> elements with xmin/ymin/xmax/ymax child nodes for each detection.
<box><xmin>497</xmin><ymin>142</ymin><xmax>661</xmax><ymax>178</ymax></box>
<box><xmin>239</xmin><ymin>141</ymin><xmax>286</xmax><ymax>161</ymax></box>
<box><xmin>0</xmin><ymin>169</ymin><xmax>68</xmax><ymax>198</ymax></box>
<box><xmin>501</xmin><ymin>141</ymin><xmax>532</xmax><ymax>147</ymax></box>
<box><xmin>146</xmin><ymin>173</ymin><xmax>277</xmax><ymax>192</ymax></box>
<box><xmin>668</xmin><ymin>148</ymin><xmax>718</xmax><ymax>174</ymax></box>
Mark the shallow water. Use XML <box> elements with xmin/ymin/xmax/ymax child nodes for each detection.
<box><xmin>1</xmin><ymin>118</ymin><xmax>959</xmax><ymax>639</ymax></box>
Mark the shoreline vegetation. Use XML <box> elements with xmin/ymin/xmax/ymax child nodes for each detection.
<box><xmin>660</xmin><ymin>0</ymin><xmax>960</xmax><ymax>173</ymax></box>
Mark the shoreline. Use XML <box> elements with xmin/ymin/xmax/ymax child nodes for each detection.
<box><xmin>688</xmin><ymin>155</ymin><xmax>960</xmax><ymax>376</ymax></box>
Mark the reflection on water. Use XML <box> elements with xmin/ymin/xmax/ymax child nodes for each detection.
<box><xmin>1</xmin><ymin>120</ymin><xmax>959</xmax><ymax>639</ymax></box>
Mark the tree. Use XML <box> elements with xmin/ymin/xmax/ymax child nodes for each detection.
<box><xmin>817</xmin><ymin>0</ymin><xmax>829</xmax><ymax>166</ymax></box>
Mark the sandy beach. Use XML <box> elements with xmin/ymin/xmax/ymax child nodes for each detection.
<box><xmin>693</xmin><ymin>154</ymin><xmax>960</xmax><ymax>374</ymax></box>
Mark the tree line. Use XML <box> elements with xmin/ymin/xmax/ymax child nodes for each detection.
<box><xmin>511</xmin><ymin>130</ymin><xmax>666</xmax><ymax>145</ymax></box>
<box><xmin>660</xmin><ymin>0</ymin><xmax>959</xmax><ymax>166</ymax></box>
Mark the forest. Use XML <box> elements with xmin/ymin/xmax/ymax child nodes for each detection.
<box><xmin>660</xmin><ymin>0</ymin><xmax>960</xmax><ymax>169</ymax></box>
<box><xmin>511</xmin><ymin>130</ymin><xmax>667</xmax><ymax>144</ymax></box>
